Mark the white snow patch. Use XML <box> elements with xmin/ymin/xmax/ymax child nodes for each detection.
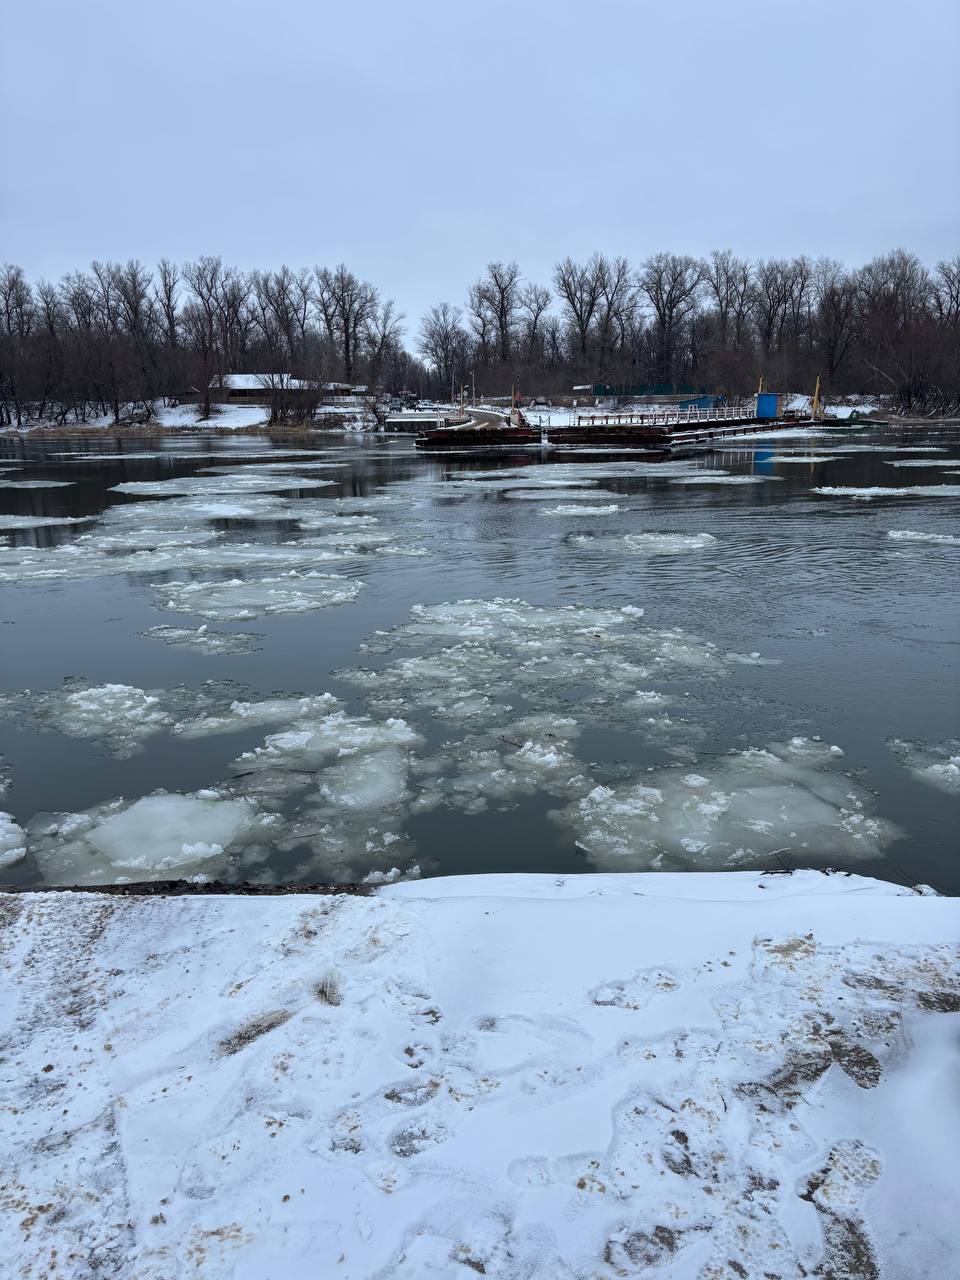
<box><xmin>2</xmin><ymin>874</ymin><xmax>956</xmax><ymax>1279</ymax></box>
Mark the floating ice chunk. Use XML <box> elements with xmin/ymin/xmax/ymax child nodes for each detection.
<box><xmin>0</xmin><ymin>480</ymin><xmax>75</xmax><ymax>489</ymax></box>
<box><xmin>110</xmin><ymin>474</ymin><xmax>338</xmax><ymax>496</ymax></box>
<box><xmin>152</xmin><ymin>572</ymin><xmax>364</xmax><ymax>620</ymax></box>
<box><xmin>502</xmin><ymin>488</ymin><xmax>613</xmax><ymax>502</ymax></box>
<box><xmin>767</xmin><ymin>455</ymin><xmax>840</xmax><ymax>463</ymax></box>
<box><xmin>542</xmin><ymin>504</ymin><xmax>620</xmax><ymax>515</ymax></box>
<box><xmin>51</xmin><ymin>450</ymin><xmax>164</xmax><ymax>460</ymax></box>
<box><xmin>79</xmin><ymin>527</ymin><xmax>225</xmax><ymax>550</ymax></box>
<box><xmin>571</xmin><ymin>532</ymin><xmax>718</xmax><ymax>555</ymax></box>
<box><xmin>885</xmin><ymin>459</ymin><xmax>955</xmax><ymax>468</ymax></box>
<box><xmin>199</xmin><ymin>461</ymin><xmax>346</xmax><ymax>474</ymax></box>
<box><xmin>886</xmin><ymin>530</ymin><xmax>960</xmax><ymax>546</ymax></box>
<box><xmin>0</xmin><ymin>682</ymin><xmax>173</xmax><ymax>756</ymax></box>
<box><xmin>0</xmin><ymin>812</ymin><xmax>26</xmax><ymax>868</ymax></box>
<box><xmin>671</xmin><ymin>473</ymin><xmax>780</xmax><ymax>485</ymax></box>
<box><xmin>29</xmin><ymin>791</ymin><xmax>264</xmax><ymax>884</ymax></box>
<box><xmin>0</xmin><ymin>515</ymin><xmax>93</xmax><ymax>529</ymax></box>
<box><xmin>57</xmin><ymin>683</ymin><xmax>170</xmax><ymax>737</ymax></box>
<box><xmin>174</xmin><ymin>693</ymin><xmax>339</xmax><ymax>738</ymax></box>
<box><xmin>238</xmin><ymin>712</ymin><xmax>420</xmax><ymax>772</ymax></box>
<box><xmin>143</xmin><ymin>625</ymin><xmax>264</xmax><ymax>655</ymax></box>
<box><xmin>814</xmin><ymin>485</ymin><xmax>960</xmax><ymax>500</ymax></box>
<box><xmin>558</xmin><ymin>737</ymin><xmax>896</xmax><ymax>871</ymax></box>
<box><xmin>725</xmin><ymin>651</ymin><xmax>782</xmax><ymax>666</ymax></box>
<box><xmin>888</xmin><ymin>738</ymin><xmax>960</xmax><ymax>794</ymax></box>
<box><xmin>361</xmin><ymin>864</ymin><xmax>420</xmax><ymax>885</ymax></box>
<box><xmin>342</xmin><ymin>597</ymin><xmax>746</xmax><ymax>741</ymax></box>
<box><xmin>316</xmin><ymin>747</ymin><xmax>411</xmax><ymax>811</ymax></box>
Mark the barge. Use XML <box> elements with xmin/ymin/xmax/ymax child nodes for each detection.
<box><xmin>416</xmin><ymin>405</ymin><xmax>809</xmax><ymax>452</ymax></box>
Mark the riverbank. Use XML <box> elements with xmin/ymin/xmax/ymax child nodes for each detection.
<box><xmin>2</xmin><ymin>870</ymin><xmax>956</xmax><ymax>1278</ymax></box>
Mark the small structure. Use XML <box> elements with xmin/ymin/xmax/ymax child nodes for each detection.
<box><xmin>755</xmin><ymin>392</ymin><xmax>784</xmax><ymax>420</ymax></box>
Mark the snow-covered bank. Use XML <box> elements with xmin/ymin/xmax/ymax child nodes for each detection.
<box><xmin>1</xmin><ymin>871</ymin><xmax>956</xmax><ymax>1279</ymax></box>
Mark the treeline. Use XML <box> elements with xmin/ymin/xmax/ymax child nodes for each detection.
<box><xmin>2</xmin><ymin>249</ymin><xmax>958</xmax><ymax>426</ymax></box>
<box><xmin>0</xmin><ymin>259</ymin><xmax>411</xmax><ymax>426</ymax></box>
<box><xmin>422</xmin><ymin>250</ymin><xmax>960</xmax><ymax>412</ymax></box>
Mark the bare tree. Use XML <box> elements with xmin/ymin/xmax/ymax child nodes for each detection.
<box><xmin>553</xmin><ymin>255</ymin><xmax>604</xmax><ymax>361</ymax></box>
<box><xmin>466</xmin><ymin>279</ymin><xmax>495</xmax><ymax>366</ymax></box>
<box><xmin>418</xmin><ymin>302</ymin><xmax>469</xmax><ymax>393</ymax></box>
<box><xmin>315</xmin><ymin>265</ymin><xmax>378</xmax><ymax>382</ymax></box>
<box><xmin>637</xmin><ymin>253</ymin><xmax>703</xmax><ymax>387</ymax></box>
<box><xmin>813</xmin><ymin>258</ymin><xmax>858</xmax><ymax>380</ymax></box>
<box><xmin>518</xmin><ymin>282</ymin><xmax>551</xmax><ymax>360</ymax></box>
<box><xmin>481</xmin><ymin>261</ymin><xmax>522</xmax><ymax>363</ymax></box>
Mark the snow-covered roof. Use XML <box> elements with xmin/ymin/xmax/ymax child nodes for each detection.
<box><xmin>214</xmin><ymin>373</ymin><xmax>313</xmax><ymax>391</ymax></box>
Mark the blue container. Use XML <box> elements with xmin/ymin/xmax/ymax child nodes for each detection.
<box><xmin>756</xmin><ymin>392</ymin><xmax>779</xmax><ymax>419</ymax></box>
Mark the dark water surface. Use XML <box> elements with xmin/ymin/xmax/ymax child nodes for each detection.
<box><xmin>1</xmin><ymin>426</ymin><xmax>957</xmax><ymax>891</ymax></box>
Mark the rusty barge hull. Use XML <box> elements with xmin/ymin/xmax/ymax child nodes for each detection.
<box><xmin>416</xmin><ymin>417</ymin><xmax>807</xmax><ymax>451</ymax></box>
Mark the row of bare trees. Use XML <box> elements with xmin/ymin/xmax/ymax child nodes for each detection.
<box><xmin>420</xmin><ymin>250</ymin><xmax>960</xmax><ymax>413</ymax></box>
<box><xmin>0</xmin><ymin>258</ymin><xmax>408</xmax><ymax>426</ymax></box>
<box><xmin>2</xmin><ymin>249</ymin><xmax>958</xmax><ymax>425</ymax></box>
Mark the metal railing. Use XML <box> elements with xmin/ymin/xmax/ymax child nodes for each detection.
<box><xmin>575</xmin><ymin>403</ymin><xmax>755</xmax><ymax>429</ymax></box>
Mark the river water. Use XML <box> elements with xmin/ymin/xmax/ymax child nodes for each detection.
<box><xmin>1</xmin><ymin>424</ymin><xmax>957</xmax><ymax>891</ymax></box>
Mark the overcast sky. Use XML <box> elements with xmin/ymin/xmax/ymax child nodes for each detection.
<box><xmin>2</xmin><ymin>0</ymin><xmax>957</xmax><ymax>327</ymax></box>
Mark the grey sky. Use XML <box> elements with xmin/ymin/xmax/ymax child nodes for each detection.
<box><xmin>2</xmin><ymin>0</ymin><xmax>957</xmax><ymax>328</ymax></box>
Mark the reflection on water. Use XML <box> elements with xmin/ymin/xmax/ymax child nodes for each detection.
<box><xmin>1</xmin><ymin>425</ymin><xmax>958</xmax><ymax>891</ymax></box>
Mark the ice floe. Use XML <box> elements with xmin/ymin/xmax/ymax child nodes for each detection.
<box><xmin>541</xmin><ymin>503</ymin><xmax>619</xmax><ymax>515</ymax></box>
<box><xmin>815</xmin><ymin>485</ymin><xmax>960</xmax><ymax>499</ymax></box>
<box><xmin>110</xmin><ymin>474</ymin><xmax>338</xmax><ymax>496</ymax></box>
<box><xmin>174</xmin><ymin>693</ymin><xmax>339</xmax><ymax>738</ymax></box>
<box><xmin>152</xmin><ymin>572</ymin><xmax>364</xmax><ymax>620</ymax></box>
<box><xmin>0</xmin><ymin>479</ymin><xmax>75</xmax><ymax>488</ymax></box>
<box><xmin>0</xmin><ymin>682</ymin><xmax>172</xmax><ymax>756</ymax></box>
<box><xmin>885</xmin><ymin>459</ymin><xmax>956</xmax><ymax>468</ymax></box>
<box><xmin>558</xmin><ymin>736</ymin><xmax>897</xmax><ymax>871</ymax></box>
<box><xmin>888</xmin><ymin>738</ymin><xmax>960</xmax><ymax>794</ymax></box>
<box><xmin>886</xmin><ymin>529</ymin><xmax>960</xmax><ymax>546</ymax></box>
<box><xmin>569</xmin><ymin>532</ymin><xmax>718</xmax><ymax>554</ymax></box>
<box><xmin>767</xmin><ymin>455</ymin><xmax>841</xmax><ymax>463</ymax></box>
<box><xmin>0</xmin><ymin>812</ymin><xmax>26</xmax><ymax>868</ymax></box>
<box><xmin>0</xmin><ymin>514</ymin><xmax>93</xmax><ymax>529</ymax></box>
<box><xmin>143</xmin><ymin>624</ymin><xmax>264</xmax><ymax>655</ymax></box>
<box><xmin>28</xmin><ymin>790</ymin><xmax>271</xmax><ymax>883</ymax></box>
<box><xmin>670</xmin><ymin>473</ymin><xmax>780</xmax><ymax>485</ymax></box>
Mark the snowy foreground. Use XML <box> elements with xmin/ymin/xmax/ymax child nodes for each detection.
<box><xmin>2</xmin><ymin>872</ymin><xmax>958</xmax><ymax>1279</ymax></box>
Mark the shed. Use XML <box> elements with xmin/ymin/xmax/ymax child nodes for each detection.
<box><xmin>755</xmin><ymin>392</ymin><xmax>782</xmax><ymax>420</ymax></box>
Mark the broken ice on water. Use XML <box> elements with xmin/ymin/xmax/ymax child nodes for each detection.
<box><xmin>815</xmin><ymin>485</ymin><xmax>960</xmax><ymax>500</ymax></box>
<box><xmin>888</xmin><ymin>738</ymin><xmax>960</xmax><ymax>794</ymax></box>
<box><xmin>152</xmin><ymin>572</ymin><xmax>364</xmax><ymax>620</ymax></box>
<box><xmin>27</xmin><ymin>789</ymin><xmax>277</xmax><ymax>884</ymax></box>
<box><xmin>886</xmin><ymin>529</ymin><xmax>960</xmax><ymax>547</ymax></box>
<box><xmin>0</xmin><ymin>678</ymin><xmax>296</xmax><ymax>757</ymax></box>
<box><xmin>558</xmin><ymin>737</ymin><xmax>899</xmax><ymax>871</ymax></box>
<box><xmin>542</xmin><ymin>503</ymin><xmax>620</xmax><ymax>515</ymax></box>
<box><xmin>143</xmin><ymin>625</ymin><xmax>264</xmax><ymax>655</ymax></box>
<box><xmin>110</xmin><ymin>474</ymin><xmax>338</xmax><ymax>497</ymax></box>
<box><xmin>0</xmin><ymin>811</ymin><xmax>26</xmax><ymax>869</ymax></box>
<box><xmin>568</xmin><ymin>532</ymin><xmax>718</xmax><ymax>554</ymax></box>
